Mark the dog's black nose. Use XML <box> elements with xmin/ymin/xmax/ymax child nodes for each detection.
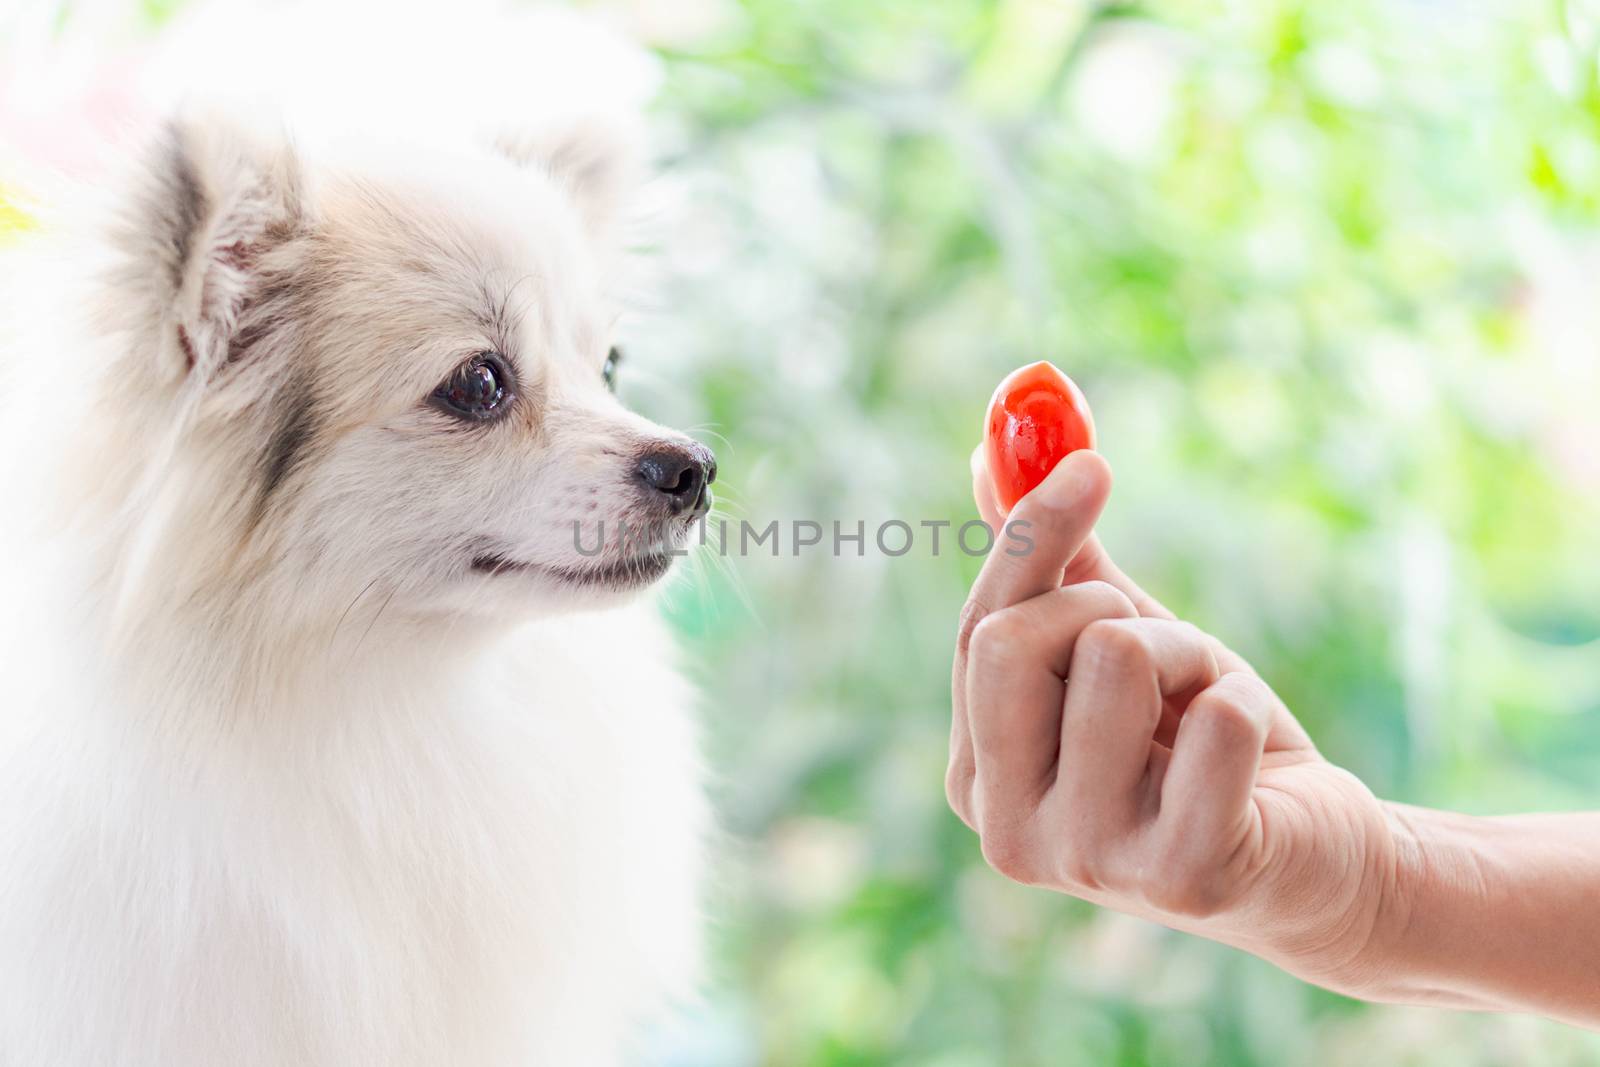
<box><xmin>635</xmin><ymin>442</ymin><xmax>716</xmax><ymax>516</ymax></box>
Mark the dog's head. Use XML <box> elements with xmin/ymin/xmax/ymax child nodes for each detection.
<box><xmin>98</xmin><ymin>112</ymin><xmax>713</xmax><ymax>629</ymax></box>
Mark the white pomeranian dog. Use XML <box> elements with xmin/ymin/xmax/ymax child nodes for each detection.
<box><xmin>0</xmin><ymin>90</ymin><xmax>711</xmax><ymax>1067</ymax></box>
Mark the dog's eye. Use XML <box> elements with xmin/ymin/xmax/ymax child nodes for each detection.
<box><xmin>432</xmin><ymin>353</ymin><xmax>511</xmax><ymax>421</ymax></box>
<box><xmin>603</xmin><ymin>346</ymin><xmax>622</xmax><ymax>393</ymax></box>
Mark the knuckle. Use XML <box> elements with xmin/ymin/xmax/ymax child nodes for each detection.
<box><xmin>1192</xmin><ymin>678</ymin><xmax>1269</xmax><ymax>741</ymax></box>
<box><xmin>978</xmin><ymin>821</ymin><xmax>1038</xmax><ymax>885</ymax></box>
<box><xmin>1055</xmin><ymin>849</ymin><xmax>1099</xmax><ymax>890</ymax></box>
<box><xmin>1174</xmin><ymin>621</ymin><xmax>1222</xmax><ymax>675</ymax></box>
<box><xmin>1145</xmin><ymin>838</ymin><xmax>1231</xmax><ymax>918</ymax></box>
<box><xmin>1071</xmin><ymin>579</ymin><xmax>1138</xmax><ymax>621</ymax></box>
<box><xmin>1149</xmin><ymin>869</ymin><xmax>1228</xmax><ymax>918</ymax></box>
<box><xmin>1076</xmin><ymin>617</ymin><xmax>1149</xmax><ymax>670</ymax></box>
<box><xmin>1049</xmin><ymin>820</ymin><xmax>1104</xmax><ymax>888</ymax></box>
<box><xmin>966</xmin><ymin>607</ymin><xmax>1032</xmax><ymax>666</ymax></box>
<box><xmin>945</xmin><ymin>760</ymin><xmax>976</xmax><ymax>827</ymax></box>
<box><xmin>956</xmin><ymin>596</ymin><xmax>992</xmax><ymax>656</ymax></box>
<box><xmin>1228</xmin><ymin>671</ymin><xmax>1276</xmax><ymax>706</ymax></box>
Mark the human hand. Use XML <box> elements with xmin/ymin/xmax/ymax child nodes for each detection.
<box><xmin>948</xmin><ymin>450</ymin><xmax>1406</xmax><ymax>996</ymax></box>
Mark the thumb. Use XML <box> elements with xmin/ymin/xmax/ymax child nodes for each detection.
<box><xmin>971</xmin><ymin>444</ymin><xmax>1174</xmax><ymax>620</ymax></box>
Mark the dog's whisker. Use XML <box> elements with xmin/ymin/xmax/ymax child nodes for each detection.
<box><xmin>683</xmin><ymin>425</ymin><xmax>734</xmax><ymax>458</ymax></box>
<box><xmin>333</xmin><ymin>574</ymin><xmax>384</xmax><ymax>650</ymax></box>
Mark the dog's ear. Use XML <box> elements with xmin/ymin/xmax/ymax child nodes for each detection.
<box><xmin>129</xmin><ymin>113</ymin><xmax>305</xmax><ymax>382</ymax></box>
<box><xmin>494</xmin><ymin>114</ymin><xmax>641</xmax><ymax>242</ymax></box>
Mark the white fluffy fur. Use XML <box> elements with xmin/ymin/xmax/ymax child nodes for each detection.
<box><xmin>0</xmin><ymin>106</ymin><xmax>706</xmax><ymax>1067</ymax></box>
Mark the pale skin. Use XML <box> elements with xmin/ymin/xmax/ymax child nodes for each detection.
<box><xmin>948</xmin><ymin>448</ymin><xmax>1600</xmax><ymax>1029</ymax></box>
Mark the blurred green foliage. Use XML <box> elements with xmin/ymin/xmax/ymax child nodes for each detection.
<box><xmin>8</xmin><ymin>0</ymin><xmax>1600</xmax><ymax>1063</ymax></box>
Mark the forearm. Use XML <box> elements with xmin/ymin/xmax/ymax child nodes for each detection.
<box><xmin>1370</xmin><ymin>803</ymin><xmax>1600</xmax><ymax>1027</ymax></box>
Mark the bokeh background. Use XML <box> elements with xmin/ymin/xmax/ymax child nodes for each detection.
<box><xmin>6</xmin><ymin>1</ymin><xmax>1600</xmax><ymax>1064</ymax></box>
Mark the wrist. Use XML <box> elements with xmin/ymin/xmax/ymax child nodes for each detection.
<box><xmin>1354</xmin><ymin>802</ymin><xmax>1529</xmax><ymax>1012</ymax></box>
<box><xmin>1255</xmin><ymin>799</ymin><xmax>1484</xmax><ymax>1005</ymax></box>
<box><xmin>1266</xmin><ymin>800</ymin><xmax>1600</xmax><ymax>1026</ymax></box>
<box><xmin>1273</xmin><ymin>799</ymin><xmax>1432</xmax><ymax>1000</ymax></box>
<box><xmin>1357</xmin><ymin>802</ymin><xmax>1452</xmax><ymax>1001</ymax></box>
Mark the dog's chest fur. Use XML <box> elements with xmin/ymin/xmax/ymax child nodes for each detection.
<box><xmin>0</xmin><ymin>606</ymin><xmax>705</xmax><ymax>1067</ymax></box>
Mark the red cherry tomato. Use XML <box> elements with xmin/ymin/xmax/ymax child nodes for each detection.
<box><xmin>982</xmin><ymin>361</ymin><xmax>1096</xmax><ymax>514</ymax></box>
